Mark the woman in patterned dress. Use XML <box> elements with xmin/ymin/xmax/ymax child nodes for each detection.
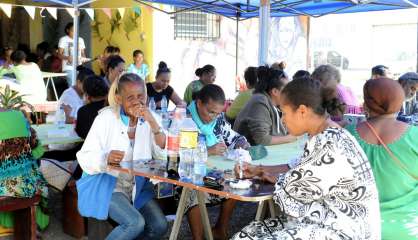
<box><xmin>231</xmin><ymin>77</ymin><xmax>381</xmax><ymax>240</ymax></box>
<box><xmin>0</xmin><ymin>109</ymin><xmax>49</xmax><ymax>231</ymax></box>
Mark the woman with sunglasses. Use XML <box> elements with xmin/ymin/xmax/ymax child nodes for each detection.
<box><xmin>234</xmin><ymin>66</ymin><xmax>296</xmax><ymax>146</ymax></box>
<box><xmin>76</xmin><ymin>73</ymin><xmax>168</xmax><ymax>240</ymax></box>
<box><xmin>185</xmin><ymin>84</ymin><xmax>250</xmax><ymax>240</ymax></box>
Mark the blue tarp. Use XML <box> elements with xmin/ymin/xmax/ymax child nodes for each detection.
<box><xmin>137</xmin><ymin>0</ymin><xmax>418</xmax><ymax>18</ymax></box>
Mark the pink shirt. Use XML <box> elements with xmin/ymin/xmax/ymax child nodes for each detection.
<box><xmin>336</xmin><ymin>84</ymin><xmax>362</xmax><ymax>114</ymax></box>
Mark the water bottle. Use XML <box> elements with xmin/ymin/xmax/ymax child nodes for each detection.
<box><xmin>193</xmin><ymin>135</ymin><xmax>207</xmax><ymax>185</ymax></box>
<box><xmin>149</xmin><ymin>97</ymin><xmax>156</xmax><ymax>112</ymax></box>
<box><xmin>166</xmin><ymin>116</ymin><xmax>181</xmax><ymax>179</ymax></box>
<box><xmin>179</xmin><ymin>118</ymin><xmax>199</xmax><ymax>182</ymax></box>
<box><xmin>55</xmin><ymin>106</ymin><xmax>66</xmax><ymax>128</ymax></box>
<box><xmin>161</xmin><ymin>95</ymin><xmax>168</xmax><ymax>112</ymax></box>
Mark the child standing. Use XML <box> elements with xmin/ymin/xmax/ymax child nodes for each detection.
<box><xmin>127</xmin><ymin>49</ymin><xmax>149</xmax><ymax>82</ymax></box>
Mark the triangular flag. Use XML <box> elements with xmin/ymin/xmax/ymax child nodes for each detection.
<box><xmin>85</xmin><ymin>8</ymin><xmax>94</xmax><ymax>20</ymax></box>
<box><xmin>0</xmin><ymin>4</ymin><xmax>12</xmax><ymax>18</ymax></box>
<box><xmin>133</xmin><ymin>6</ymin><xmax>141</xmax><ymax>16</ymax></box>
<box><xmin>102</xmin><ymin>8</ymin><xmax>112</xmax><ymax>19</ymax></box>
<box><xmin>45</xmin><ymin>7</ymin><xmax>57</xmax><ymax>19</ymax></box>
<box><xmin>23</xmin><ymin>6</ymin><xmax>36</xmax><ymax>20</ymax></box>
<box><xmin>117</xmin><ymin>8</ymin><xmax>125</xmax><ymax>18</ymax></box>
<box><xmin>66</xmin><ymin>8</ymin><xmax>75</xmax><ymax>18</ymax></box>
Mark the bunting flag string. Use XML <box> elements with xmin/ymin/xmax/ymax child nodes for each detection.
<box><xmin>0</xmin><ymin>3</ymin><xmax>150</xmax><ymax>19</ymax></box>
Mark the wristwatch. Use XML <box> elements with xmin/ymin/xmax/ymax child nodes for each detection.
<box><xmin>152</xmin><ymin>127</ymin><xmax>164</xmax><ymax>135</ymax></box>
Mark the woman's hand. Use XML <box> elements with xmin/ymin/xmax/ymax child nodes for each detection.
<box><xmin>234</xmin><ymin>162</ymin><xmax>261</xmax><ymax>179</ymax></box>
<box><xmin>208</xmin><ymin>143</ymin><xmax>227</xmax><ymax>156</ymax></box>
<box><xmin>234</xmin><ymin>138</ymin><xmax>251</xmax><ymax>150</ymax></box>
<box><xmin>107</xmin><ymin>150</ymin><xmax>125</xmax><ymax>166</ymax></box>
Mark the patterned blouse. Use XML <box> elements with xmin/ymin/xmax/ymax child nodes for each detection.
<box><xmin>213</xmin><ymin>113</ymin><xmax>248</xmax><ymax>149</ymax></box>
<box><xmin>232</xmin><ymin>128</ymin><xmax>381</xmax><ymax>240</ymax></box>
<box><xmin>0</xmin><ymin>110</ymin><xmax>47</xmax><ymax>198</ymax></box>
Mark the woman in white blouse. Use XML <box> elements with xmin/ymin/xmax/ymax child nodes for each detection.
<box><xmin>76</xmin><ymin>73</ymin><xmax>168</xmax><ymax>240</ymax></box>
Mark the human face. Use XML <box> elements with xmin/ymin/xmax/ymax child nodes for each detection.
<box><xmin>279</xmin><ymin>95</ymin><xmax>310</xmax><ymax>136</ymax></box>
<box><xmin>404</xmin><ymin>82</ymin><xmax>418</xmax><ymax>101</ymax></box>
<box><xmin>134</xmin><ymin>54</ymin><xmax>144</xmax><ymax>65</ymax></box>
<box><xmin>76</xmin><ymin>80</ymin><xmax>84</xmax><ymax>94</ymax></box>
<box><xmin>196</xmin><ymin>98</ymin><xmax>224</xmax><ymax>124</ymax></box>
<box><xmin>116</xmin><ymin>81</ymin><xmax>147</xmax><ymax>118</ymax></box>
<box><xmin>68</xmin><ymin>27</ymin><xmax>74</xmax><ymax>38</ymax></box>
<box><xmin>156</xmin><ymin>72</ymin><xmax>170</xmax><ymax>90</ymax></box>
<box><xmin>109</xmin><ymin>62</ymin><xmax>125</xmax><ymax>83</ymax></box>
<box><xmin>201</xmin><ymin>70</ymin><xmax>216</xmax><ymax>85</ymax></box>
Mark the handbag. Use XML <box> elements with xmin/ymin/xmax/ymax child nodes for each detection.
<box><xmin>76</xmin><ymin>173</ymin><xmax>117</xmax><ymax>220</ymax></box>
<box><xmin>40</xmin><ymin>158</ymin><xmax>77</xmax><ymax>191</ymax></box>
<box><xmin>365</xmin><ymin>121</ymin><xmax>418</xmax><ymax>180</ymax></box>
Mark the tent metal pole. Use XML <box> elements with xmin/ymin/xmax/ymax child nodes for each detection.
<box><xmin>235</xmin><ymin>14</ymin><xmax>239</xmax><ymax>77</ymax></box>
<box><xmin>72</xmin><ymin>0</ymin><xmax>79</xmax><ymax>86</ymax></box>
<box><xmin>258</xmin><ymin>0</ymin><xmax>270</xmax><ymax>65</ymax></box>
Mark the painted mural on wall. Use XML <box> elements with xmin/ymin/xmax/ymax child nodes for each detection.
<box><xmin>153</xmin><ymin>14</ymin><xmax>308</xmax><ymax>98</ymax></box>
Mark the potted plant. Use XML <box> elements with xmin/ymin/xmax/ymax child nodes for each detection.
<box><xmin>0</xmin><ymin>84</ymin><xmax>36</xmax><ymax>123</ymax></box>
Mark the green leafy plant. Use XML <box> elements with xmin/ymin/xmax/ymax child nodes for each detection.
<box><xmin>0</xmin><ymin>85</ymin><xmax>35</xmax><ymax>113</ymax></box>
<box><xmin>110</xmin><ymin>12</ymin><xmax>123</xmax><ymax>35</ymax></box>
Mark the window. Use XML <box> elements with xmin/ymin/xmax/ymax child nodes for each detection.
<box><xmin>173</xmin><ymin>9</ymin><xmax>220</xmax><ymax>41</ymax></box>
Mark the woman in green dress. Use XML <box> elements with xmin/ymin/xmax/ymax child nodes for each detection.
<box><xmin>0</xmin><ymin>109</ymin><xmax>49</xmax><ymax>231</ymax></box>
<box><xmin>346</xmin><ymin>77</ymin><xmax>418</xmax><ymax>240</ymax></box>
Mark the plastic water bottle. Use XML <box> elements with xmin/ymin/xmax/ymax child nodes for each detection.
<box><xmin>179</xmin><ymin>118</ymin><xmax>199</xmax><ymax>182</ymax></box>
<box><xmin>149</xmin><ymin>97</ymin><xmax>156</xmax><ymax>112</ymax></box>
<box><xmin>161</xmin><ymin>95</ymin><xmax>168</xmax><ymax>112</ymax></box>
<box><xmin>193</xmin><ymin>135</ymin><xmax>207</xmax><ymax>185</ymax></box>
<box><xmin>166</xmin><ymin>116</ymin><xmax>181</xmax><ymax>179</ymax></box>
<box><xmin>55</xmin><ymin>106</ymin><xmax>66</xmax><ymax>128</ymax></box>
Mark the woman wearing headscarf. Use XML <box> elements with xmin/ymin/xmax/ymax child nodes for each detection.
<box><xmin>346</xmin><ymin>77</ymin><xmax>418</xmax><ymax>240</ymax></box>
<box><xmin>0</xmin><ymin>109</ymin><xmax>49</xmax><ymax>232</ymax></box>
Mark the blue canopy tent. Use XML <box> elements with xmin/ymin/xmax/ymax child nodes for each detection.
<box><xmin>135</xmin><ymin>0</ymin><xmax>418</xmax><ymax>65</ymax></box>
<box><xmin>30</xmin><ymin>0</ymin><xmax>418</xmax><ymax>79</ymax></box>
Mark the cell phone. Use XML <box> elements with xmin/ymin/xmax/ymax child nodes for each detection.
<box><xmin>203</xmin><ymin>176</ymin><xmax>223</xmax><ymax>190</ymax></box>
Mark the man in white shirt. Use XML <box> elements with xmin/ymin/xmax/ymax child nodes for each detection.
<box><xmin>58</xmin><ymin>22</ymin><xmax>86</xmax><ymax>86</ymax></box>
<box><xmin>57</xmin><ymin>67</ymin><xmax>94</xmax><ymax>124</ymax></box>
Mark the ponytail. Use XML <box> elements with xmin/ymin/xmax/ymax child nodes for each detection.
<box><xmin>107</xmin><ymin>74</ymin><xmax>121</xmax><ymax>109</ymax></box>
<box><xmin>254</xmin><ymin>65</ymin><xmax>287</xmax><ymax>94</ymax></box>
<box><xmin>281</xmin><ymin>77</ymin><xmax>345</xmax><ymax>117</ymax></box>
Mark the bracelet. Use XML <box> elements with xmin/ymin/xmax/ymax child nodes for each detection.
<box><xmin>152</xmin><ymin>127</ymin><xmax>163</xmax><ymax>135</ymax></box>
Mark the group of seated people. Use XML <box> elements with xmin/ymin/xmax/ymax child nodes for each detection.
<box><xmin>1</xmin><ymin>46</ymin><xmax>417</xmax><ymax>240</ymax></box>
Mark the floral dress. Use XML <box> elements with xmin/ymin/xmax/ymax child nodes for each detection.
<box><xmin>232</xmin><ymin>128</ymin><xmax>381</xmax><ymax>240</ymax></box>
<box><xmin>0</xmin><ymin>110</ymin><xmax>49</xmax><ymax>229</ymax></box>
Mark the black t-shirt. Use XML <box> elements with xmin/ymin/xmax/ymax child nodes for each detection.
<box><xmin>146</xmin><ymin>83</ymin><xmax>174</xmax><ymax>108</ymax></box>
<box><xmin>75</xmin><ymin>100</ymin><xmax>106</xmax><ymax>139</ymax></box>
